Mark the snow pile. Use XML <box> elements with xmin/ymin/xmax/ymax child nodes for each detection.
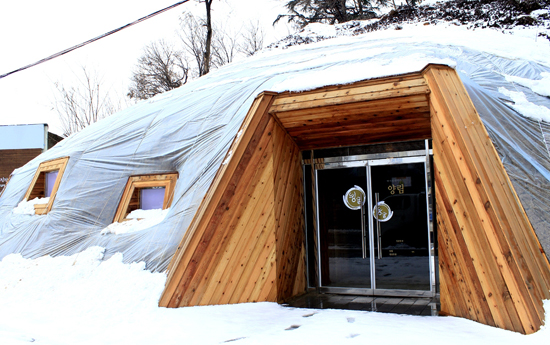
<box><xmin>504</xmin><ymin>72</ymin><xmax>550</xmax><ymax>97</ymax></box>
<box><xmin>498</xmin><ymin>87</ymin><xmax>550</xmax><ymax>122</ymax></box>
<box><xmin>0</xmin><ymin>247</ymin><xmax>166</xmax><ymax>344</ymax></box>
<box><xmin>11</xmin><ymin>197</ymin><xmax>50</xmax><ymax>215</ymax></box>
<box><xmin>270</xmin><ymin>50</ymin><xmax>456</xmax><ymax>93</ymax></box>
<box><xmin>0</xmin><ymin>248</ymin><xmax>549</xmax><ymax>344</ymax></box>
<box><xmin>100</xmin><ymin>208</ymin><xmax>169</xmax><ymax>235</ymax></box>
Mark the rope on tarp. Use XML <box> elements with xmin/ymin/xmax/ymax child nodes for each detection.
<box><xmin>538</xmin><ymin>119</ymin><xmax>550</xmax><ymax>161</ymax></box>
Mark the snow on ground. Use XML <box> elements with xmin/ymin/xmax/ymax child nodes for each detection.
<box><xmin>0</xmin><ymin>247</ymin><xmax>549</xmax><ymax>345</ymax></box>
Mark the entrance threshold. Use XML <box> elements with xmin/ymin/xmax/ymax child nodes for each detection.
<box><xmin>284</xmin><ymin>291</ymin><xmax>440</xmax><ymax>316</ymax></box>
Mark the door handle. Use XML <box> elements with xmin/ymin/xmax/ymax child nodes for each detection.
<box><xmin>361</xmin><ymin>203</ymin><xmax>366</xmax><ymax>259</ymax></box>
<box><xmin>375</xmin><ymin>193</ymin><xmax>382</xmax><ymax>260</ymax></box>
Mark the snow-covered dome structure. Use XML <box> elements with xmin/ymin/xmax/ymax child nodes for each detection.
<box><xmin>1</xmin><ymin>25</ymin><xmax>550</xmax><ymax>334</ymax></box>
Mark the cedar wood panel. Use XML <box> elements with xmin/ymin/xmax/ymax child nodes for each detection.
<box><xmin>426</xmin><ymin>65</ymin><xmax>550</xmax><ymax>334</ymax></box>
<box><xmin>159</xmin><ymin>93</ymin><xmax>306</xmax><ymax>307</ymax></box>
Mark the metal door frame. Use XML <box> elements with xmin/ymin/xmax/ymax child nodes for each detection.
<box><xmin>314</xmin><ymin>142</ymin><xmax>435</xmax><ymax>298</ymax></box>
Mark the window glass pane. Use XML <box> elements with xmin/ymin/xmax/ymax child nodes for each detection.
<box><xmin>45</xmin><ymin>171</ymin><xmax>59</xmax><ymax>197</ymax></box>
<box><xmin>140</xmin><ymin>187</ymin><xmax>165</xmax><ymax>210</ymax></box>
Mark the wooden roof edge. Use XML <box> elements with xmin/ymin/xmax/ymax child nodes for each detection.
<box><xmin>272</xmin><ymin>71</ymin><xmax>426</xmax><ymax>99</ymax></box>
<box><xmin>41</xmin><ymin>155</ymin><xmax>71</xmax><ymax>163</ymax></box>
<box><xmin>260</xmin><ymin>63</ymin><xmax>454</xmax><ymax>103</ymax></box>
<box><xmin>269</xmin><ymin>89</ymin><xmax>430</xmax><ymax>115</ymax></box>
<box><xmin>421</xmin><ymin>63</ymin><xmax>456</xmax><ymax>75</ymax></box>
<box><xmin>159</xmin><ymin>92</ymin><xmax>277</xmax><ymax>307</ymax></box>
<box><xmin>126</xmin><ymin>172</ymin><xmax>179</xmax><ymax>179</ymax></box>
<box><xmin>256</xmin><ymin>90</ymin><xmax>280</xmax><ymax>99</ymax></box>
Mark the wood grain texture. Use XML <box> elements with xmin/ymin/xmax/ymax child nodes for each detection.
<box><xmin>160</xmin><ymin>92</ymin><xmax>306</xmax><ymax>308</ymax></box>
<box><xmin>160</xmin><ymin>99</ymin><xmax>275</xmax><ymax>307</ymax></box>
<box><xmin>270</xmin><ymin>76</ymin><xmax>430</xmax><ymax>151</ymax></box>
<box><xmin>270</xmin><ymin>77</ymin><xmax>428</xmax><ymax>113</ymax></box>
<box><xmin>273</xmin><ymin>121</ymin><xmax>306</xmax><ymax>302</ymax></box>
<box><xmin>426</xmin><ymin>65</ymin><xmax>550</xmax><ymax>334</ymax></box>
<box><xmin>161</xmin><ymin>93</ymin><xmax>277</xmax><ymax>294</ymax></box>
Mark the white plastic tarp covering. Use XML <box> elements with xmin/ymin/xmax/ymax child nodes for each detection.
<box><xmin>1</xmin><ymin>32</ymin><xmax>550</xmax><ymax>271</ymax></box>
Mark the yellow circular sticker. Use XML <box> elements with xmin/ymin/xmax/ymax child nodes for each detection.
<box><xmin>373</xmin><ymin>201</ymin><xmax>393</xmax><ymax>222</ymax></box>
<box><xmin>343</xmin><ymin>186</ymin><xmax>365</xmax><ymax>210</ymax></box>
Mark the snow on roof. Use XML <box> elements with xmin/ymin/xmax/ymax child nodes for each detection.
<box><xmin>1</xmin><ymin>23</ymin><xmax>549</xmax><ymax>270</ymax></box>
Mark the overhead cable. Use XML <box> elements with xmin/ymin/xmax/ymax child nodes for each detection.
<box><xmin>0</xmin><ymin>0</ymin><xmax>190</xmax><ymax>80</ymax></box>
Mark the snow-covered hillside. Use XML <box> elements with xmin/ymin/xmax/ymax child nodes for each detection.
<box><xmin>269</xmin><ymin>0</ymin><xmax>550</xmax><ymax>48</ymax></box>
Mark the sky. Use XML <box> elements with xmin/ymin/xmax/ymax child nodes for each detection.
<box><xmin>0</xmin><ymin>0</ymin><xmax>292</xmax><ymax>136</ymax></box>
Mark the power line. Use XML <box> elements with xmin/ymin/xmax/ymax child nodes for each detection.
<box><xmin>0</xmin><ymin>1</ymin><xmax>190</xmax><ymax>80</ymax></box>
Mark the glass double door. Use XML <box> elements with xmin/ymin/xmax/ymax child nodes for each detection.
<box><xmin>316</xmin><ymin>156</ymin><xmax>433</xmax><ymax>296</ymax></box>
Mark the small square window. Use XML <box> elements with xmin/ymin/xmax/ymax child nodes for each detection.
<box><xmin>23</xmin><ymin>157</ymin><xmax>69</xmax><ymax>215</ymax></box>
<box><xmin>113</xmin><ymin>173</ymin><xmax>178</xmax><ymax>222</ymax></box>
<box><xmin>140</xmin><ymin>187</ymin><xmax>166</xmax><ymax>210</ymax></box>
<box><xmin>45</xmin><ymin>171</ymin><xmax>59</xmax><ymax>197</ymax></box>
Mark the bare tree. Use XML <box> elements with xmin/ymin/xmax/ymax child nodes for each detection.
<box><xmin>179</xmin><ymin>1</ymin><xmax>214</xmax><ymax>77</ymax></box>
<box><xmin>203</xmin><ymin>0</ymin><xmax>213</xmax><ymax>76</ymax></box>
<box><xmin>179</xmin><ymin>0</ymin><xmax>217</xmax><ymax>76</ymax></box>
<box><xmin>179</xmin><ymin>13</ymin><xmax>208</xmax><ymax>77</ymax></box>
<box><xmin>212</xmin><ymin>27</ymin><xmax>239</xmax><ymax>67</ymax></box>
<box><xmin>53</xmin><ymin>66</ymin><xmax>120</xmax><ymax>137</ymax></box>
<box><xmin>239</xmin><ymin>21</ymin><xmax>265</xmax><ymax>56</ymax></box>
<box><xmin>179</xmin><ymin>9</ymin><xmax>239</xmax><ymax>76</ymax></box>
<box><xmin>128</xmin><ymin>40</ymin><xmax>190</xmax><ymax>100</ymax></box>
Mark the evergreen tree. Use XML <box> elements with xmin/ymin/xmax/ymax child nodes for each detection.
<box><xmin>276</xmin><ymin>0</ymin><xmax>392</xmax><ymax>27</ymax></box>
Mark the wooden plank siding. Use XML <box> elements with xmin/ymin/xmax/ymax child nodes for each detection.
<box><xmin>425</xmin><ymin>64</ymin><xmax>550</xmax><ymax>334</ymax></box>
<box><xmin>273</xmin><ymin>122</ymin><xmax>306</xmax><ymax>302</ymax></box>
<box><xmin>270</xmin><ymin>74</ymin><xmax>431</xmax><ymax>150</ymax></box>
<box><xmin>160</xmin><ymin>65</ymin><xmax>550</xmax><ymax>335</ymax></box>
<box><xmin>159</xmin><ymin>92</ymin><xmax>306</xmax><ymax>307</ymax></box>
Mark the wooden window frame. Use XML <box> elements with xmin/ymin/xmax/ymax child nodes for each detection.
<box><xmin>23</xmin><ymin>157</ymin><xmax>69</xmax><ymax>215</ymax></box>
<box><xmin>113</xmin><ymin>173</ymin><xmax>178</xmax><ymax>223</ymax></box>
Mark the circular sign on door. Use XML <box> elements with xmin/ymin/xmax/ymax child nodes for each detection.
<box><xmin>343</xmin><ymin>185</ymin><xmax>365</xmax><ymax>210</ymax></box>
<box><xmin>373</xmin><ymin>201</ymin><xmax>393</xmax><ymax>222</ymax></box>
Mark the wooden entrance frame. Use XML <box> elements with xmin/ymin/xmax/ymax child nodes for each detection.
<box><xmin>160</xmin><ymin>64</ymin><xmax>550</xmax><ymax>334</ymax></box>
